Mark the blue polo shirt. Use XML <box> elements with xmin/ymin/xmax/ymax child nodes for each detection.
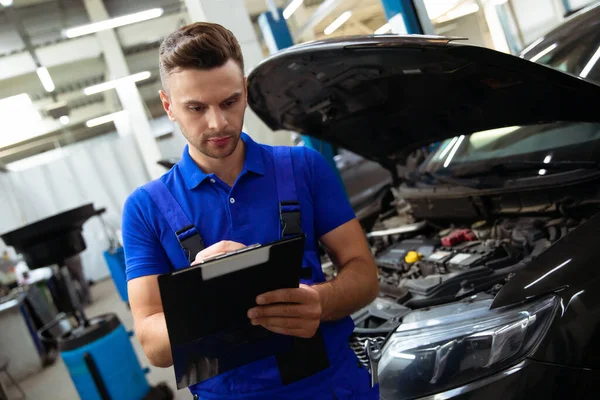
<box><xmin>121</xmin><ymin>132</ymin><xmax>374</xmax><ymax>398</ymax></box>
<box><xmin>122</xmin><ymin>132</ymin><xmax>354</xmax><ymax>280</ymax></box>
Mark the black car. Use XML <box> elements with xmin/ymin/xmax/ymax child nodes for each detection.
<box><xmin>246</xmin><ymin>2</ymin><xmax>600</xmax><ymax>399</ymax></box>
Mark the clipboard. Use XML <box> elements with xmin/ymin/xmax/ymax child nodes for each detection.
<box><xmin>157</xmin><ymin>234</ymin><xmax>306</xmax><ymax>389</ymax></box>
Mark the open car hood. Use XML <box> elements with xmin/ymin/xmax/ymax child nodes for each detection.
<box><xmin>247</xmin><ymin>35</ymin><xmax>600</xmax><ymax>171</ymax></box>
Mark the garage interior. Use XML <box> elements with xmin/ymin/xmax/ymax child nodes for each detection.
<box><xmin>1</xmin><ymin>0</ymin><xmax>599</xmax><ymax>399</ymax></box>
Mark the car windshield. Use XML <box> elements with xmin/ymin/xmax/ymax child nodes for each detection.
<box><xmin>422</xmin><ymin>4</ymin><xmax>600</xmax><ymax>180</ymax></box>
<box><xmin>422</xmin><ymin>122</ymin><xmax>600</xmax><ymax>177</ymax></box>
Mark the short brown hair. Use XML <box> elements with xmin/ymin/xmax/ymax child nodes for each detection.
<box><xmin>159</xmin><ymin>22</ymin><xmax>244</xmax><ymax>89</ymax></box>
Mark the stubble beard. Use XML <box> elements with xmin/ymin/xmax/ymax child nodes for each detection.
<box><xmin>184</xmin><ymin>127</ymin><xmax>242</xmax><ymax>160</ymax></box>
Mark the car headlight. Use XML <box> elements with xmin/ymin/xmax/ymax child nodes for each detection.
<box><xmin>378</xmin><ymin>295</ymin><xmax>559</xmax><ymax>400</ymax></box>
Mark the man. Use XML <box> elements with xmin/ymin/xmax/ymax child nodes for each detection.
<box><xmin>122</xmin><ymin>22</ymin><xmax>380</xmax><ymax>399</ymax></box>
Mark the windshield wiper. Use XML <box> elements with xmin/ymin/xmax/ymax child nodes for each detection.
<box><xmin>447</xmin><ymin>161</ymin><xmax>600</xmax><ymax>178</ymax></box>
<box><xmin>408</xmin><ymin>170</ymin><xmax>488</xmax><ymax>189</ymax></box>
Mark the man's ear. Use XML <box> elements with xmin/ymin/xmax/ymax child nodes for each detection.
<box><xmin>244</xmin><ymin>76</ymin><xmax>249</xmax><ymax>107</ymax></box>
<box><xmin>159</xmin><ymin>90</ymin><xmax>176</xmax><ymax>121</ymax></box>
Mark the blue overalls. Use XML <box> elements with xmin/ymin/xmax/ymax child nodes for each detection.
<box><xmin>143</xmin><ymin>146</ymin><xmax>378</xmax><ymax>399</ymax></box>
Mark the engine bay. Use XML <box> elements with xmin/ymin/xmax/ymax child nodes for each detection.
<box><xmin>346</xmin><ymin>200</ymin><xmax>585</xmax><ymax>367</ymax></box>
<box><xmin>369</xmin><ymin>209</ymin><xmax>581</xmax><ymax>305</ymax></box>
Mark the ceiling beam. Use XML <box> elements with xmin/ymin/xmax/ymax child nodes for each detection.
<box><xmin>4</xmin><ymin>4</ymin><xmax>60</xmax><ymax>102</ymax></box>
<box><xmin>352</xmin><ymin>21</ymin><xmax>375</xmax><ymax>35</ymax></box>
<box><xmin>294</xmin><ymin>0</ymin><xmax>346</xmax><ymax>38</ymax></box>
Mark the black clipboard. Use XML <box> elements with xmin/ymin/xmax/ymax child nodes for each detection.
<box><xmin>157</xmin><ymin>234</ymin><xmax>306</xmax><ymax>389</ymax></box>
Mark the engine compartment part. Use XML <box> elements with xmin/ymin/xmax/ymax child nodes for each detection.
<box><xmin>370</xmin><ymin>216</ymin><xmax>581</xmax><ymax>309</ymax></box>
<box><xmin>374</xmin><ymin>238</ymin><xmax>438</xmax><ymax>270</ymax></box>
<box><xmin>350</xmin><ymin>297</ymin><xmax>411</xmax><ymax>368</ymax></box>
<box><xmin>366</xmin><ymin>220</ymin><xmax>427</xmax><ymax>238</ymax></box>
<box><xmin>440</xmin><ymin>228</ymin><xmax>476</xmax><ymax>247</ymax></box>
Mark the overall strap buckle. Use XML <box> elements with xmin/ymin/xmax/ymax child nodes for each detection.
<box><xmin>176</xmin><ymin>225</ymin><xmax>205</xmax><ymax>264</ymax></box>
<box><xmin>279</xmin><ymin>201</ymin><xmax>303</xmax><ymax>238</ymax></box>
<box><xmin>142</xmin><ymin>179</ymin><xmax>205</xmax><ymax>266</ymax></box>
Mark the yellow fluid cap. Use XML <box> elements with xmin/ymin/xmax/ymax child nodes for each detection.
<box><xmin>405</xmin><ymin>251</ymin><xmax>422</xmax><ymax>264</ymax></box>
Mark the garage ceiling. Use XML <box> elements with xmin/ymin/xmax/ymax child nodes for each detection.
<box><xmin>0</xmin><ymin>0</ymin><xmax>475</xmax><ymax>166</ymax></box>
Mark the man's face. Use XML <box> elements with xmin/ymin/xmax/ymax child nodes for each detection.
<box><xmin>159</xmin><ymin>59</ymin><xmax>247</xmax><ymax>159</ymax></box>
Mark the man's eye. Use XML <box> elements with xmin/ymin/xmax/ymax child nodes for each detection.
<box><xmin>223</xmin><ymin>99</ymin><xmax>237</xmax><ymax>107</ymax></box>
<box><xmin>189</xmin><ymin>106</ymin><xmax>205</xmax><ymax>112</ymax></box>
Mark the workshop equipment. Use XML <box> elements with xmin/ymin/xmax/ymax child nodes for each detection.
<box><xmin>102</xmin><ymin>247</ymin><xmax>128</xmax><ymax>305</ymax></box>
<box><xmin>364</xmin><ymin>338</ymin><xmax>382</xmax><ymax>388</ymax></box>
<box><xmin>38</xmin><ymin>312</ymin><xmax>172</xmax><ymax>400</ymax></box>
<box><xmin>97</xmin><ymin>209</ymin><xmax>129</xmax><ymax>305</ymax></box>
<box><xmin>0</xmin><ymin>204</ymin><xmax>173</xmax><ymax>400</ymax></box>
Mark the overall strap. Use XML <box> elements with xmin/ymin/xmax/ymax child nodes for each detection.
<box><xmin>142</xmin><ymin>179</ymin><xmax>205</xmax><ymax>264</ymax></box>
<box><xmin>271</xmin><ymin>146</ymin><xmax>330</xmax><ymax>385</ymax></box>
<box><xmin>273</xmin><ymin>146</ymin><xmax>303</xmax><ymax>239</ymax></box>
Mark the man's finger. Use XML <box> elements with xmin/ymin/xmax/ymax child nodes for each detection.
<box><xmin>193</xmin><ymin>240</ymin><xmax>245</xmax><ymax>264</ymax></box>
<box><xmin>256</xmin><ymin>287</ymin><xmax>316</xmax><ymax>305</ymax></box>
<box><xmin>251</xmin><ymin>317</ymin><xmax>306</xmax><ymax>330</ymax></box>
<box><xmin>258</xmin><ymin>325</ymin><xmax>315</xmax><ymax>339</ymax></box>
<box><xmin>248</xmin><ymin>304</ymin><xmax>317</xmax><ymax>319</ymax></box>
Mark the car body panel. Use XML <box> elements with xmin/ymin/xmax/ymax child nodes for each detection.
<box><xmin>247</xmin><ymin>35</ymin><xmax>600</xmax><ymax>171</ymax></box>
<box><xmin>407</xmin><ymin>359</ymin><xmax>600</xmax><ymax>400</ymax></box>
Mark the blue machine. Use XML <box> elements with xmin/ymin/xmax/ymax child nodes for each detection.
<box><xmin>5</xmin><ymin>205</ymin><xmax>175</xmax><ymax>400</ymax></box>
<box><xmin>103</xmin><ymin>247</ymin><xmax>129</xmax><ymax>304</ymax></box>
<box><xmin>39</xmin><ymin>312</ymin><xmax>172</xmax><ymax>400</ymax></box>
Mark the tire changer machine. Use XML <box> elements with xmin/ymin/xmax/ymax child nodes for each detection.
<box><xmin>0</xmin><ymin>204</ymin><xmax>173</xmax><ymax>400</ymax></box>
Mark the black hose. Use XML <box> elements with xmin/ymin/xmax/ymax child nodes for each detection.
<box><xmin>84</xmin><ymin>352</ymin><xmax>111</xmax><ymax>400</ymax></box>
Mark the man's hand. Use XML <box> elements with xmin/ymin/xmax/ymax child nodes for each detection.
<box><xmin>192</xmin><ymin>240</ymin><xmax>246</xmax><ymax>265</ymax></box>
<box><xmin>247</xmin><ymin>284</ymin><xmax>322</xmax><ymax>338</ymax></box>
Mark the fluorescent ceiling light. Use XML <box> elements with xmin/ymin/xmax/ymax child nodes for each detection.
<box><xmin>437</xmin><ymin>136</ymin><xmax>459</xmax><ymax>160</ymax></box>
<box><xmin>519</xmin><ymin>37</ymin><xmax>544</xmax><ymax>59</ymax></box>
<box><xmin>324</xmin><ymin>11</ymin><xmax>352</xmax><ymax>35</ymax></box>
<box><xmin>63</xmin><ymin>8</ymin><xmax>164</xmax><ymax>38</ymax></box>
<box><xmin>283</xmin><ymin>0</ymin><xmax>304</xmax><ymax>20</ymax></box>
<box><xmin>36</xmin><ymin>67</ymin><xmax>56</xmax><ymax>92</ymax></box>
<box><xmin>375</xmin><ymin>23</ymin><xmax>391</xmax><ymax>35</ymax></box>
<box><xmin>86</xmin><ymin>111</ymin><xmax>128</xmax><ymax>128</ymax></box>
<box><xmin>581</xmin><ymin>45</ymin><xmax>600</xmax><ymax>78</ymax></box>
<box><xmin>443</xmin><ymin>134</ymin><xmax>465</xmax><ymax>168</ymax></box>
<box><xmin>84</xmin><ymin>71</ymin><xmax>151</xmax><ymax>95</ymax></box>
<box><xmin>59</xmin><ymin>115</ymin><xmax>70</xmax><ymax>125</ymax></box>
<box><xmin>0</xmin><ymin>0</ymin><xmax>14</xmax><ymax>7</ymax></box>
<box><xmin>529</xmin><ymin>43</ymin><xmax>557</xmax><ymax>63</ymax></box>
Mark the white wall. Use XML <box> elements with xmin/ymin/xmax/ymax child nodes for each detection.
<box><xmin>0</xmin><ymin>132</ymin><xmax>167</xmax><ymax>282</ymax></box>
<box><xmin>569</xmin><ymin>0</ymin><xmax>596</xmax><ymax>10</ymax></box>
<box><xmin>511</xmin><ymin>0</ymin><xmax>563</xmax><ymax>45</ymax></box>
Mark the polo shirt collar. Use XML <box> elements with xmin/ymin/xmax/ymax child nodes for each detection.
<box><xmin>179</xmin><ymin>132</ymin><xmax>265</xmax><ymax>190</ymax></box>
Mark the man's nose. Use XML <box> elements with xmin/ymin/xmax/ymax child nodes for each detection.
<box><xmin>206</xmin><ymin>107</ymin><xmax>228</xmax><ymax>131</ymax></box>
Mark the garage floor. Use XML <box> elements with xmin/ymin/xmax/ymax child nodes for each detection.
<box><xmin>3</xmin><ymin>279</ymin><xmax>190</xmax><ymax>400</ymax></box>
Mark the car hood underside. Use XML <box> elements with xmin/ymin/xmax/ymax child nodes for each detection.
<box><xmin>247</xmin><ymin>35</ymin><xmax>600</xmax><ymax>171</ymax></box>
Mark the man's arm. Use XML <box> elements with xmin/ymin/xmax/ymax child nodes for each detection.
<box><xmin>128</xmin><ymin>240</ymin><xmax>247</xmax><ymax>368</ymax></box>
<box><xmin>247</xmin><ymin>147</ymin><xmax>379</xmax><ymax>338</ymax></box>
<box><xmin>248</xmin><ymin>218</ymin><xmax>379</xmax><ymax>337</ymax></box>
<box><xmin>313</xmin><ymin>218</ymin><xmax>379</xmax><ymax>321</ymax></box>
<box><xmin>128</xmin><ymin>275</ymin><xmax>172</xmax><ymax>368</ymax></box>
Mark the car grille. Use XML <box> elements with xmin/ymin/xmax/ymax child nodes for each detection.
<box><xmin>349</xmin><ymin>334</ymin><xmax>387</xmax><ymax>369</ymax></box>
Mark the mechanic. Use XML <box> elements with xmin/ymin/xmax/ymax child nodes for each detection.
<box><xmin>122</xmin><ymin>21</ymin><xmax>380</xmax><ymax>399</ymax></box>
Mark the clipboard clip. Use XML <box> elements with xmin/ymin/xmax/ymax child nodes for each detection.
<box><xmin>279</xmin><ymin>201</ymin><xmax>303</xmax><ymax>238</ymax></box>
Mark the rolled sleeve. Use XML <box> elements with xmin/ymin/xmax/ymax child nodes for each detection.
<box><xmin>304</xmin><ymin>147</ymin><xmax>356</xmax><ymax>238</ymax></box>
